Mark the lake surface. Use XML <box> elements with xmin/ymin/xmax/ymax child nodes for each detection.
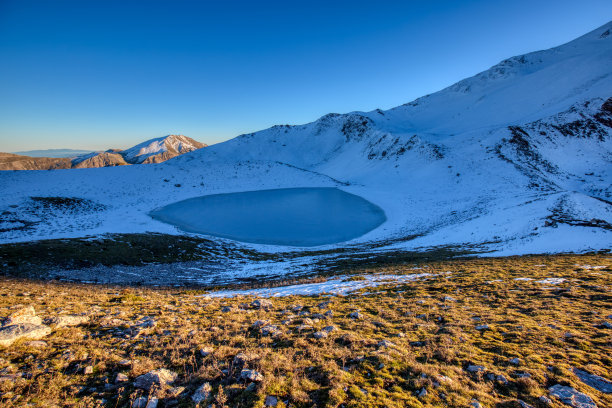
<box><xmin>150</xmin><ymin>187</ymin><xmax>386</xmax><ymax>246</ymax></box>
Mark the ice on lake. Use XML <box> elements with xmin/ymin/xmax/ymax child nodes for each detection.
<box><xmin>150</xmin><ymin>187</ymin><xmax>386</xmax><ymax>246</ymax></box>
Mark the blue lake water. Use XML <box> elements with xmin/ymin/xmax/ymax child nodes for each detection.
<box><xmin>150</xmin><ymin>187</ymin><xmax>386</xmax><ymax>246</ymax></box>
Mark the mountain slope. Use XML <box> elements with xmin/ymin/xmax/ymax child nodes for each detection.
<box><xmin>0</xmin><ymin>22</ymin><xmax>610</xmax><ymax>255</ymax></box>
<box><xmin>71</xmin><ymin>151</ymin><xmax>129</xmax><ymax>168</ymax></box>
<box><xmin>121</xmin><ymin>134</ymin><xmax>207</xmax><ymax>164</ymax></box>
<box><xmin>0</xmin><ymin>153</ymin><xmax>71</xmax><ymax>170</ymax></box>
<box><xmin>0</xmin><ymin>135</ymin><xmax>207</xmax><ymax>170</ymax></box>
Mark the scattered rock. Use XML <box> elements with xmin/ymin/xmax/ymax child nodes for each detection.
<box><xmin>233</xmin><ymin>352</ymin><xmax>259</xmax><ymax>366</ymax></box>
<box><xmin>515</xmin><ymin>371</ymin><xmax>531</xmax><ymax>378</ymax></box>
<box><xmin>133</xmin><ymin>317</ymin><xmax>156</xmax><ymax>329</ymax></box>
<box><xmin>2</xmin><ymin>306</ymin><xmax>42</xmax><ymax>327</ymax></box>
<box><xmin>467</xmin><ymin>365</ymin><xmax>485</xmax><ymax>373</ymax></box>
<box><xmin>497</xmin><ymin>374</ymin><xmax>509</xmax><ymax>385</ymax></box>
<box><xmin>252</xmin><ymin>320</ymin><xmax>269</xmax><ymax>328</ymax></box>
<box><xmin>470</xmin><ymin>400</ymin><xmax>482</xmax><ymax>408</ymax></box>
<box><xmin>443</xmin><ymin>296</ymin><xmax>456</xmax><ymax>302</ymax></box>
<box><xmin>317</xmin><ymin>301</ymin><xmax>332</xmax><ymax>309</ymax></box>
<box><xmin>44</xmin><ymin>315</ymin><xmax>89</xmax><ymax>328</ymax></box>
<box><xmin>417</xmin><ymin>388</ymin><xmax>427</xmax><ymax>398</ymax></box>
<box><xmin>191</xmin><ymin>382</ymin><xmax>212</xmax><ymax>404</ymax></box>
<box><xmin>572</xmin><ymin>368</ymin><xmax>612</xmax><ymax>393</ymax></box>
<box><xmin>264</xmin><ymin>395</ymin><xmax>278</xmax><ymax>407</ymax></box>
<box><xmin>475</xmin><ymin>324</ymin><xmax>490</xmax><ymax>331</ymax></box>
<box><xmin>168</xmin><ymin>386</ymin><xmax>185</xmax><ymax>397</ymax></box>
<box><xmin>348</xmin><ymin>312</ymin><xmax>363</xmax><ymax>319</ymax></box>
<box><xmin>517</xmin><ymin>400</ymin><xmax>535</xmax><ymax>408</ymax></box>
<box><xmin>509</xmin><ymin>358</ymin><xmax>521</xmax><ymax>365</ymax></box>
<box><xmin>324</xmin><ymin>310</ymin><xmax>333</xmax><ymax>318</ymax></box>
<box><xmin>145</xmin><ymin>398</ymin><xmax>158</xmax><ymax>408</ymax></box>
<box><xmin>0</xmin><ymin>323</ymin><xmax>52</xmax><ymax>347</ymax></box>
<box><xmin>260</xmin><ymin>325</ymin><xmax>281</xmax><ymax>337</ymax></box>
<box><xmin>313</xmin><ymin>331</ymin><xmax>328</xmax><ymax>339</ymax></box>
<box><xmin>377</xmin><ymin>340</ymin><xmax>395</xmax><ymax>348</ymax></box>
<box><xmin>251</xmin><ymin>299</ymin><xmax>272</xmax><ymax>310</ymax></box>
<box><xmin>115</xmin><ymin>373</ymin><xmax>129</xmax><ymax>383</ymax></box>
<box><xmin>132</xmin><ymin>397</ymin><xmax>148</xmax><ymax>408</ymax></box>
<box><xmin>322</xmin><ymin>325</ymin><xmax>336</xmax><ymax>332</ymax></box>
<box><xmin>83</xmin><ymin>365</ymin><xmax>94</xmax><ymax>375</ymax></box>
<box><xmin>548</xmin><ymin>384</ymin><xmax>596</xmax><ymax>408</ymax></box>
<box><xmin>539</xmin><ymin>395</ymin><xmax>552</xmax><ymax>405</ymax></box>
<box><xmin>133</xmin><ymin>369</ymin><xmax>178</xmax><ymax>390</ymax></box>
<box><xmin>221</xmin><ymin>306</ymin><xmax>232</xmax><ymax>313</ymax></box>
<box><xmin>240</xmin><ymin>369</ymin><xmax>264</xmax><ymax>382</ymax></box>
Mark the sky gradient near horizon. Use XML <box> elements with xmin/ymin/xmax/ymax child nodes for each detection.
<box><xmin>0</xmin><ymin>0</ymin><xmax>611</xmax><ymax>152</ymax></box>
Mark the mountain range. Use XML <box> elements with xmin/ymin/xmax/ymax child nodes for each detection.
<box><xmin>0</xmin><ymin>22</ymin><xmax>610</xmax><ymax>256</ymax></box>
<box><xmin>0</xmin><ymin>135</ymin><xmax>206</xmax><ymax>170</ymax></box>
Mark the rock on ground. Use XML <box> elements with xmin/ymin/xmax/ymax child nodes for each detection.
<box><xmin>133</xmin><ymin>369</ymin><xmax>178</xmax><ymax>390</ymax></box>
<box><xmin>0</xmin><ymin>323</ymin><xmax>51</xmax><ymax>347</ymax></box>
<box><xmin>44</xmin><ymin>315</ymin><xmax>89</xmax><ymax>328</ymax></box>
<box><xmin>191</xmin><ymin>382</ymin><xmax>212</xmax><ymax>404</ymax></box>
<box><xmin>264</xmin><ymin>396</ymin><xmax>278</xmax><ymax>406</ymax></box>
<box><xmin>240</xmin><ymin>369</ymin><xmax>264</xmax><ymax>382</ymax></box>
<box><xmin>573</xmin><ymin>368</ymin><xmax>612</xmax><ymax>393</ymax></box>
<box><xmin>313</xmin><ymin>331</ymin><xmax>328</xmax><ymax>339</ymax></box>
<box><xmin>2</xmin><ymin>306</ymin><xmax>42</xmax><ymax>326</ymax></box>
<box><xmin>251</xmin><ymin>299</ymin><xmax>273</xmax><ymax>310</ymax></box>
<box><xmin>549</xmin><ymin>384</ymin><xmax>597</xmax><ymax>408</ymax></box>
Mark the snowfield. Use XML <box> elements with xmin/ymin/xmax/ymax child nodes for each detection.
<box><xmin>0</xmin><ymin>22</ymin><xmax>611</xmax><ymax>258</ymax></box>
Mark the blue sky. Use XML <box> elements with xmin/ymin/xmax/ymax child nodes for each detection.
<box><xmin>0</xmin><ymin>0</ymin><xmax>611</xmax><ymax>151</ymax></box>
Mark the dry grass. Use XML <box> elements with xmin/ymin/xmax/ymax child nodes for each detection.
<box><xmin>0</xmin><ymin>253</ymin><xmax>610</xmax><ymax>407</ymax></box>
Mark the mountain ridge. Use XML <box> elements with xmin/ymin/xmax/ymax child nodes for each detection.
<box><xmin>0</xmin><ymin>135</ymin><xmax>207</xmax><ymax>170</ymax></box>
<box><xmin>0</xmin><ymin>21</ymin><xmax>610</xmax><ymax>256</ymax></box>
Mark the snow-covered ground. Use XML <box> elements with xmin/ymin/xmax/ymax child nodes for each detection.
<box><xmin>1</xmin><ymin>22</ymin><xmax>611</xmax><ymax>261</ymax></box>
<box><xmin>202</xmin><ymin>273</ymin><xmax>436</xmax><ymax>298</ymax></box>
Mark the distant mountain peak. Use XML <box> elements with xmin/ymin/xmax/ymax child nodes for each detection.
<box><xmin>1</xmin><ymin>135</ymin><xmax>207</xmax><ymax>170</ymax></box>
<box><xmin>121</xmin><ymin>134</ymin><xmax>207</xmax><ymax>164</ymax></box>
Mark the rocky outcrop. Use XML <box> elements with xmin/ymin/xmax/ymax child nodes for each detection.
<box><xmin>0</xmin><ymin>323</ymin><xmax>52</xmax><ymax>346</ymax></box>
<box><xmin>134</xmin><ymin>368</ymin><xmax>178</xmax><ymax>390</ymax></box>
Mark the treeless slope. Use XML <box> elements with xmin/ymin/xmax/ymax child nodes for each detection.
<box><xmin>0</xmin><ymin>153</ymin><xmax>71</xmax><ymax>170</ymax></box>
<box><xmin>121</xmin><ymin>134</ymin><xmax>207</xmax><ymax>164</ymax></box>
<box><xmin>71</xmin><ymin>152</ymin><xmax>129</xmax><ymax>168</ymax></box>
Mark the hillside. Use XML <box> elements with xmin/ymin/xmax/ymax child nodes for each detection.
<box><xmin>0</xmin><ymin>153</ymin><xmax>71</xmax><ymax>171</ymax></box>
<box><xmin>121</xmin><ymin>135</ymin><xmax>207</xmax><ymax>164</ymax></box>
<box><xmin>0</xmin><ymin>135</ymin><xmax>206</xmax><ymax>171</ymax></box>
<box><xmin>0</xmin><ymin>254</ymin><xmax>610</xmax><ymax>407</ymax></box>
<box><xmin>0</xmin><ymin>22</ymin><xmax>610</xmax><ymax>258</ymax></box>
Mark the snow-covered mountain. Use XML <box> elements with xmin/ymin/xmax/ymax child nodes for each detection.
<box><xmin>121</xmin><ymin>134</ymin><xmax>207</xmax><ymax>164</ymax></box>
<box><xmin>0</xmin><ymin>22</ymin><xmax>610</xmax><ymax>255</ymax></box>
<box><xmin>0</xmin><ymin>135</ymin><xmax>207</xmax><ymax>170</ymax></box>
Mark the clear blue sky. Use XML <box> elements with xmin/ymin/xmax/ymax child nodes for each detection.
<box><xmin>0</xmin><ymin>0</ymin><xmax>610</xmax><ymax>151</ymax></box>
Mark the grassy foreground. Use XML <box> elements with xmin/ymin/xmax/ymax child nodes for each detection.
<box><xmin>0</xmin><ymin>253</ymin><xmax>610</xmax><ymax>408</ymax></box>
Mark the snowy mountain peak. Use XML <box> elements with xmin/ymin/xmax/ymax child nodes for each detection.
<box><xmin>121</xmin><ymin>134</ymin><xmax>207</xmax><ymax>164</ymax></box>
<box><xmin>0</xmin><ymin>22</ymin><xmax>610</xmax><ymax>256</ymax></box>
